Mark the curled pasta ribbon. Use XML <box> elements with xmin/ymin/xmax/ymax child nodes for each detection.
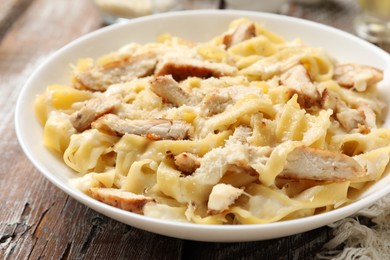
<box><xmin>64</xmin><ymin>129</ymin><xmax>119</xmax><ymax>173</ymax></box>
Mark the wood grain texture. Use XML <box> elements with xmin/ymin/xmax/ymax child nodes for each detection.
<box><xmin>181</xmin><ymin>226</ymin><xmax>332</xmax><ymax>260</ymax></box>
<box><xmin>0</xmin><ymin>0</ymin><xmax>34</xmax><ymax>39</ymax></box>
<box><xmin>1</xmin><ymin>0</ymin><xmax>389</xmax><ymax>259</ymax></box>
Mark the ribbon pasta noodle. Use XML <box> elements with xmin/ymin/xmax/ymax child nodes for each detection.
<box><xmin>34</xmin><ymin>18</ymin><xmax>390</xmax><ymax>224</ymax></box>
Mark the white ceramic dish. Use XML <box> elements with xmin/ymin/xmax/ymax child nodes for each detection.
<box><xmin>15</xmin><ymin>10</ymin><xmax>390</xmax><ymax>242</ymax></box>
<box><xmin>225</xmin><ymin>0</ymin><xmax>288</xmax><ymax>13</ymax></box>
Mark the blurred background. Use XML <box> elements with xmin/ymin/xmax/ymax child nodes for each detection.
<box><xmin>91</xmin><ymin>0</ymin><xmax>390</xmax><ymax>45</ymax></box>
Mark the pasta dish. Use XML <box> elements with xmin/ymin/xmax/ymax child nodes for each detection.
<box><xmin>34</xmin><ymin>19</ymin><xmax>390</xmax><ymax>224</ymax></box>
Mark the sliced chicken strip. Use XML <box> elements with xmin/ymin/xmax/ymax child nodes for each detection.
<box><xmin>70</xmin><ymin>96</ymin><xmax>120</xmax><ymax>132</ymax></box>
<box><xmin>281</xmin><ymin>64</ymin><xmax>321</xmax><ymax>108</ymax></box>
<box><xmin>336</xmin><ymin>104</ymin><xmax>377</xmax><ymax>133</ymax></box>
<box><xmin>150</xmin><ymin>75</ymin><xmax>191</xmax><ymax>106</ymax></box>
<box><xmin>333</xmin><ymin>64</ymin><xmax>383</xmax><ymax>92</ymax></box>
<box><xmin>89</xmin><ymin>187</ymin><xmax>154</xmax><ymax>214</ymax></box>
<box><xmin>280</xmin><ymin>146</ymin><xmax>365</xmax><ymax>181</ymax></box>
<box><xmin>74</xmin><ymin>52</ymin><xmax>157</xmax><ymax>91</ymax></box>
<box><xmin>200</xmin><ymin>91</ymin><xmax>231</xmax><ymax>116</ymax></box>
<box><xmin>92</xmin><ymin>114</ymin><xmax>193</xmax><ymax>140</ymax></box>
<box><xmin>336</xmin><ymin>108</ymin><xmax>365</xmax><ymax>132</ymax></box>
<box><xmin>320</xmin><ymin>88</ymin><xmax>338</xmax><ymax>111</ymax></box>
<box><xmin>174</xmin><ymin>152</ymin><xmax>200</xmax><ymax>174</ymax></box>
<box><xmin>358</xmin><ymin>104</ymin><xmax>377</xmax><ymax>129</ymax></box>
<box><xmin>223</xmin><ymin>22</ymin><xmax>256</xmax><ymax>49</ymax></box>
<box><xmin>281</xmin><ymin>64</ymin><xmax>312</xmax><ymax>86</ymax></box>
<box><xmin>155</xmin><ymin>57</ymin><xmax>237</xmax><ymax>81</ymax></box>
<box><xmin>321</xmin><ymin>88</ymin><xmax>377</xmax><ymax>132</ymax></box>
<box><xmin>207</xmin><ymin>183</ymin><xmax>244</xmax><ymax>215</ymax></box>
<box><xmin>321</xmin><ymin>88</ymin><xmax>362</xmax><ymax>131</ymax></box>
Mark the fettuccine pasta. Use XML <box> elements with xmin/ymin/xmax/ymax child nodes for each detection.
<box><xmin>35</xmin><ymin>19</ymin><xmax>390</xmax><ymax>224</ymax></box>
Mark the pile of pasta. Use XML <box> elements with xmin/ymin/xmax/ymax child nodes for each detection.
<box><xmin>35</xmin><ymin>18</ymin><xmax>390</xmax><ymax>224</ymax></box>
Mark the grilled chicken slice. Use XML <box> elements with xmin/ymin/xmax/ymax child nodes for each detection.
<box><xmin>155</xmin><ymin>57</ymin><xmax>237</xmax><ymax>81</ymax></box>
<box><xmin>89</xmin><ymin>187</ymin><xmax>153</xmax><ymax>214</ymax></box>
<box><xmin>358</xmin><ymin>104</ymin><xmax>377</xmax><ymax>129</ymax></box>
<box><xmin>74</xmin><ymin>52</ymin><xmax>157</xmax><ymax>91</ymax></box>
<box><xmin>336</xmin><ymin>104</ymin><xmax>377</xmax><ymax>133</ymax></box>
<box><xmin>281</xmin><ymin>64</ymin><xmax>321</xmax><ymax>108</ymax></box>
<box><xmin>320</xmin><ymin>88</ymin><xmax>338</xmax><ymax>110</ymax></box>
<box><xmin>321</xmin><ymin>89</ymin><xmax>377</xmax><ymax>132</ymax></box>
<box><xmin>281</xmin><ymin>64</ymin><xmax>312</xmax><ymax>87</ymax></box>
<box><xmin>223</xmin><ymin>22</ymin><xmax>256</xmax><ymax>49</ymax></box>
<box><xmin>281</xmin><ymin>146</ymin><xmax>365</xmax><ymax>181</ymax></box>
<box><xmin>333</xmin><ymin>64</ymin><xmax>383</xmax><ymax>92</ymax></box>
<box><xmin>200</xmin><ymin>91</ymin><xmax>231</xmax><ymax>116</ymax></box>
<box><xmin>70</xmin><ymin>96</ymin><xmax>120</xmax><ymax>132</ymax></box>
<box><xmin>207</xmin><ymin>184</ymin><xmax>244</xmax><ymax>215</ymax></box>
<box><xmin>150</xmin><ymin>75</ymin><xmax>191</xmax><ymax>106</ymax></box>
<box><xmin>336</xmin><ymin>107</ymin><xmax>365</xmax><ymax>132</ymax></box>
<box><xmin>174</xmin><ymin>152</ymin><xmax>200</xmax><ymax>174</ymax></box>
<box><xmin>92</xmin><ymin>114</ymin><xmax>193</xmax><ymax>140</ymax></box>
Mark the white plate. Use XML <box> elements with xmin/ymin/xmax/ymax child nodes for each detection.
<box><xmin>15</xmin><ymin>10</ymin><xmax>390</xmax><ymax>242</ymax></box>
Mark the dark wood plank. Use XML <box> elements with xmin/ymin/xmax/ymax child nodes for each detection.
<box><xmin>0</xmin><ymin>0</ymin><xmax>34</xmax><ymax>40</ymax></box>
<box><xmin>181</xmin><ymin>226</ymin><xmax>332</xmax><ymax>260</ymax></box>
<box><xmin>23</xmin><ymin>193</ymin><xmax>182</xmax><ymax>259</ymax></box>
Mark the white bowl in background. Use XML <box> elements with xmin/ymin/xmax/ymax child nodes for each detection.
<box><xmin>15</xmin><ymin>10</ymin><xmax>390</xmax><ymax>242</ymax></box>
<box><xmin>225</xmin><ymin>0</ymin><xmax>289</xmax><ymax>13</ymax></box>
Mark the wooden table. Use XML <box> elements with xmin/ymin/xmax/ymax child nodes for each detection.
<box><xmin>1</xmin><ymin>0</ymin><xmax>389</xmax><ymax>259</ymax></box>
